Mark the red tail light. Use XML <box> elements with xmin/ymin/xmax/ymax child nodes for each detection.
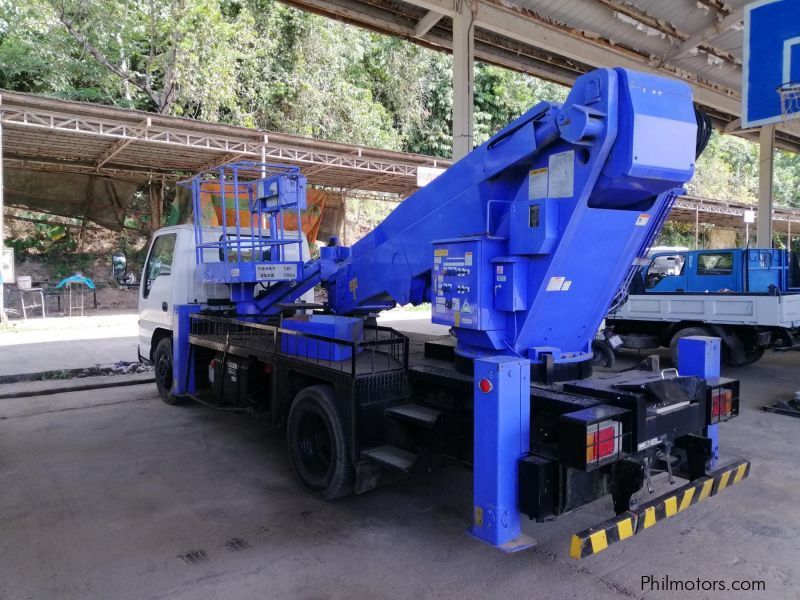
<box><xmin>586</xmin><ymin>420</ymin><xmax>621</xmax><ymax>463</ymax></box>
<box><xmin>710</xmin><ymin>387</ymin><xmax>734</xmax><ymax>423</ymax></box>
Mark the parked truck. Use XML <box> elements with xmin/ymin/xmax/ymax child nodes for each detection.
<box><xmin>607</xmin><ymin>248</ymin><xmax>800</xmax><ymax>366</ymax></box>
<box><xmin>135</xmin><ymin>68</ymin><xmax>749</xmax><ymax>558</ymax></box>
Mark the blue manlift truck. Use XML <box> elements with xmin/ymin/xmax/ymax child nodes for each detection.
<box><xmin>141</xmin><ymin>67</ymin><xmax>750</xmax><ymax>558</ymax></box>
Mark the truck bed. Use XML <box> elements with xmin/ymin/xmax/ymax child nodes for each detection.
<box><xmin>612</xmin><ymin>292</ymin><xmax>800</xmax><ymax>328</ymax></box>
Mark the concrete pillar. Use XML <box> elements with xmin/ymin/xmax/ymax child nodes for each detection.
<box><xmin>757</xmin><ymin>124</ymin><xmax>775</xmax><ymax>248</ymax></box>
<box><xmin>149</xmin><ymin>183</ymin><xmax>163</xmax><ymax>233</ymax></box>
<box><xmin>452</xmin><ymin>0</ymin><xmax>475</xmax><ymax>161</ymax></box>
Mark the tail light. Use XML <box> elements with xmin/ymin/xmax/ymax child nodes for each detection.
<box><xmin>708</xmin><ymin>380</ymin><xmax>739</xmax><ymax>424</ymax></box>
<box><xmin>559</xmin><ymin>405</ymin><xmax>630</xmax><ymax>471</ymax></box>
<box><xmin>586</xmin><ymin>420</ymin><xmax>621</xmax><ymax>463</ymax></box>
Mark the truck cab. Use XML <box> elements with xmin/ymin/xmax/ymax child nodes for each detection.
<box><xmin>138</xmin><ymin>224</ymin><xmax>312</xmax><ymax>365</ymax></box>
<box><xmin>641</xmin><ymin>248</ymin><xmax>791</xmax><ymax>294</ymax></box>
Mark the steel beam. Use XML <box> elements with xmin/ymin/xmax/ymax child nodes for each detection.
<box><xmin>657</xmin><ymin>9</ymin><xmax>743</xmax><ymax>67</ymax></box>
<box><xmin>413</xmin><ymin>9</ymin><xmax>444</xmax><ymax>37</ymax></box>
<box><xmin>95</xmin><ymin>118</ymin><xmax>150</xmax><ymax>169</ymax></box>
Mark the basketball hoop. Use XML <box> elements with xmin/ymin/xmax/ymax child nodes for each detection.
<box><xmin>777</xmin><ymin>81</ymin><xmax>800</xmax><ymax>135</ymax></box>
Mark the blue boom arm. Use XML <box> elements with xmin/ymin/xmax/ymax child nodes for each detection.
<box><xmin>253</xmin><ymin>67</ymin><xmax>697</xmax><ymax>367</ymax></box>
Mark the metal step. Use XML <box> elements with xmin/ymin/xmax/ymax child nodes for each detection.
<box><xmin>385</xmin><ymin>403</ymin><xmax>442</xmax><ymax>428</ymax></box>
<box><xmin>362</xmin><ymin>445</ymin><xmax>417</xmax><ymax>472</ymax></box>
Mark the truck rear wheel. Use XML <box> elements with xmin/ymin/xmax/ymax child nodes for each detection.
<box><xmin>728</xmin><ymin>344</ymin><xmax>765</xmax><ymax>367</ymax></box>
<box><xmin>154</xmin><ymin>337</ymin><xmax>182</xmax><ymax>405</ymax></box>
<box><xmin>287</xmin><ymin>385</ymin><xmax>354</xmax><ymax>500</ymax></box>
<box><xmin>669</xmin><ymin>326</ymin><xmax>711</xmax><ymax>368</ymax></box>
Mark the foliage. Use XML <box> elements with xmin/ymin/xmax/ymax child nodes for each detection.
<box><xmin>5</xmin><ymin>222</ymin><xmax>75</xmax><ymax>255</ymax></box>
<box><xmin>654</xmin><ymin>221</ymin><xmax>696</xmax><ymax>249</ymax></box>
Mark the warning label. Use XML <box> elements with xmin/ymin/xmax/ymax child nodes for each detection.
<box><xmin>546</xmin><ymin>276</ymin><xmax>566</xmax><ymax>291</ymax></box>
<box><xmin>528</xmin><ymin>167</ymin><xmax>548</xmax><ymax>200</ymax></box>
<box><xmin>256</xmin><ymin>263</ymin><xmax>298</xmax><ymax>281</ymax></box>
<box><xmin>546</xmin><ymin>276</ymin><xmax>572</xmax><ymax>292</ymax></box>
<box><xmin>548</xmin><ymin>150</ymin><xmax>574</xmax><ymax>198</ymax></box>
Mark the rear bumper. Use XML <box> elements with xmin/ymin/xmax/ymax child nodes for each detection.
<box><xmin>570</xmin><ymin>459</ymin><xmax>750</xmax><ymax>559</ymax></box>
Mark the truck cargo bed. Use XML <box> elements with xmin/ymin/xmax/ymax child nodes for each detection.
<box><xmin>612</xmin><ymin>292</ymin><xmax>800</xmax><ymax>327</ymax></box>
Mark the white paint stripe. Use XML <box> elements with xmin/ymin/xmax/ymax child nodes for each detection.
<box><xmin>782</xmin><ymin>36</ymin><xmax>800</xmax><ymax>86</ymax></box>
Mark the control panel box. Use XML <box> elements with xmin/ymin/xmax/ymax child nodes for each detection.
<box><xmin>493</xmin><ymin>257</ymin><xmax>527</xmax><ymax>312</ymax></box>
<box><xmin>431</xmin><ymin>236</ymin><xmax>505</xmax><ymax>331</ymax></box>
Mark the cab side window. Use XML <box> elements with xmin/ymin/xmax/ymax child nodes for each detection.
<box><xmin>697</xmin><ymin>252</ymin><xmax>733</xmax><ymax>276</ymax></box>
<box><xmin>646</xmin><ymin>254</ymin><xmax>686</xmax><ymax>289</ymax></box>
<box><xmin>142</xmin><ymin>233</ymin><xmax>177</xmax><ymax>298</ymax></box>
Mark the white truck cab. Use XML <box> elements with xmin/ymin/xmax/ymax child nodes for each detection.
<box><xmin>138</xmin><ymin>224</ymin><xmax>312</xmax><ymax>364</ymax></box>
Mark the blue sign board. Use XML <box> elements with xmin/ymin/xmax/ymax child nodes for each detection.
<box><xmin>743</xmin><ymin>0</ymin><xmax>800</xmax><ymax>127</ymax></box>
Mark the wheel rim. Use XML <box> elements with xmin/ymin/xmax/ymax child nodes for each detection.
<box><xmin>296</xmin><ymin>411</ymin><xmax>333</xmax><ymax>479</ymax></box>
<box><xmin>156</xmin><ymin>353</ymin><xmax>172</xmax><ymax>391</ymax></box>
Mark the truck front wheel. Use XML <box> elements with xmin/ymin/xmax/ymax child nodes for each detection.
<box><xmin>153</xmin><ymin>337</ymin><xmax>182</xmax><ymax>405</ymax></box>
<box><xmin>287</xmin><ymin>385</ymin><xmax>354</xmax><ymax>500</ymax></box>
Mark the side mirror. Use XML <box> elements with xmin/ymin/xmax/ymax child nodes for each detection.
<box><xmin>112</xmin><ymin>251</ymin><xmax>128</xmax><ymax>282</ymax></box>
<box><xmin>112</xmin><ymin>251</ymin><xmax>137</xmax><ymax>285</ymax></box>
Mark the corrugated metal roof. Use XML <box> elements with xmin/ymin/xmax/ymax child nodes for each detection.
<box><xmin>509</xmin><ymin>0</ymin><xmax>743</xmax><ymax>94</ymax></box>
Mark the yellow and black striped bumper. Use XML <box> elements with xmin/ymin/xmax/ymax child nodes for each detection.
<box><xmin>570</xmin><ymin>459</ymin><xmax>750</xmax><ymax>559</ymax></box>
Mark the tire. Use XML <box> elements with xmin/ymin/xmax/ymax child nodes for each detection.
<box><xmin>287</xmin><ymin>385</ymin><xmax>354</xmax><ymax>500</ymax></box>
<box><xmin>669</xmin><ymin>326</ymin><xmax>711</xmax><ymax>368</ymax></box>
<box><xmin>591</xmin><ymin>339</ymin><xmax>616</xmax><ymax>369</ymax></box>
<box><xmin>742</xmin><ymin>347</ymin><xmax>765</xmax><ymax>365</ymax></box>
<box><xmin>153</xmin><ymin>337</ymin><xmax>182</xmax><ymax>405</ymax></box>
<box><xmin>727</xmin><ymin>344</ymin><xmax>765</xmax><ymax>367</ymax></box>
<box><xmin>619</xmin><ymin>333</ymin><xmax>661</xmax><ymax>350</ymax></box>
<box><xmin>726</xmin><ymin>331</ymin><xmax>766</xmax><ymax>367</ymax></box>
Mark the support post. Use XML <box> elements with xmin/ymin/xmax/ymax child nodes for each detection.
<box><xmin>789</xmin><ymin>218</ymin><xmax>792</xmax><ymax>251</ymax></box>
<box><xmin>452</xmin><ymin>0</ymin><xmax>474</xmax><ymax>161</ymax></box>
<box><xmin>149</xmin><ymin>183</ymin><xmax>163</xmax><ymax>233</ymax></box>
<box><xmin>172</xmin><ymin>304</ymin><xmax>201</xmax><ymax>396</ymax></box>
<box><xmin>757</xmin><ymin>124</ymin><xmax>775</xmax><ymax>248</ymax></box>
<box><xmin>694</xmin><ymin>207</ymin><xmax>699</xmax><ymax>249</ymax></box>
<box><xmin>469</xmin><ymin>356</ymin><xmax>535</xmax><ymax>552</ymax></box>
<box><xmin>677</xmin><ymin>336</ymin><xmax>721</xmax><ymax>469</ymax></box>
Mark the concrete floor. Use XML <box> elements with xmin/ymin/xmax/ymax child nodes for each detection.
<box><xmin>0</xmin><ymin>313</ymin><xmax>139</xmax><ymax>376</ymax></box>
<box><xmin>1</xmin><ymin>338</ymin><xmax>799</xmax><ymax>599</ymax></box>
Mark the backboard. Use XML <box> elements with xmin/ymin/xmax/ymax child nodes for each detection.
<box><xmin>743</xmin><ymin>0</ymin><xmax>800</xmax><ymax>128</ymax></box>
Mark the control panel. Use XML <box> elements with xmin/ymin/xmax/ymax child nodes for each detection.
<box><xmin>431</xmin><ymin>237</ymin><xmax>504</xmax><ymax>331</ymax></box>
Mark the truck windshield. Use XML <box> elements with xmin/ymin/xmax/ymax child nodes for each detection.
<box><xmin>646</xmin><ymin>254</ymin><xmax>686</xmax><ymax>289</ymax></box>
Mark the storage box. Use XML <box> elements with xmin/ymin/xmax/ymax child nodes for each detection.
<box><xmin>280</xmin><ymin>314</ymin><xmax>363</xmax><ymax>362</ymax></box>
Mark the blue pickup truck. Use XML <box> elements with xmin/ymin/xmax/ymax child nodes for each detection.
<box><xmin>607</xmin><ymin>248</ymin><xmax>800</xmax><ymax>366</ymax></box>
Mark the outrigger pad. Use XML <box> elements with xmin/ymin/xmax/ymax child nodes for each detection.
<box><xmin>569</xmin><ymin>459</ymin><xmax>750</xmax><ymax>559</ymax></box>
